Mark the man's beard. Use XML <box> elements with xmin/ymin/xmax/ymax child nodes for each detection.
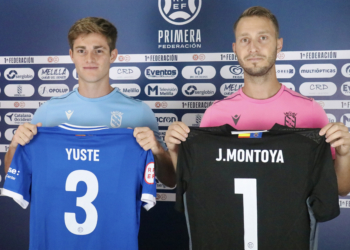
<box><xmin>237</xmin><ymin>49</ymin><xmax>277</xmax><ymax>77</ymax></box>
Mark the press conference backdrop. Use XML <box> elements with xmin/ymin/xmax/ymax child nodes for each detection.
<box><xmin>0</xmin><ymin>0</ymin><xmax>349</xmax><ymax>249</ymax></box>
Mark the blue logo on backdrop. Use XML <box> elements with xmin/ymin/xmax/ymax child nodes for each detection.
<box><xmin>346</xmin><ymin>65</ymin><xmax>350</xmax><ymax>74</ymax></box>
<box><xmin>158</xmin><ymin>0</ymin><xmax>202</xmax><ymax>25</ymax></box>
<box><xmin>229</xmin><ymin>66</ymin><xmax>243</xmax><ymax>75</ymax></box>
<box><xmin>194</xmin><ymin>66</ymin><xmax>203</xmax><ymax>75</ymax></box>
<box><xmin>185</xmin><ymin>85</ymin><xmax>197</xmax><ymax>95</ymax></box>
<box><xmin>7</xmin><ymin>70</ymin><xmax>17</xmax><ymax>79</ymax></box>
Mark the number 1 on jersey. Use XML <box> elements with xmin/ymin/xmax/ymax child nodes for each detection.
<box><xmin>235</xmin><ymin>178</ymin><xmax>258</xmax><ymax>250</ymax></box>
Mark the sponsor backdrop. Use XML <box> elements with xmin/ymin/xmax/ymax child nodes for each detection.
<box><xmin>0</xmin><ymin>0</ymin><xmax>349</xmax><ymax>249</ymax></box>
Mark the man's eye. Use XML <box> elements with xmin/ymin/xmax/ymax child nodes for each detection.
<box><xmin>241</xmin><ymin>38</ymin><xmax>248</xmax><ymax>43</ymax></box>
<box><xmin>260</xmin><ymin>36</ymin><xmax>267</xmax><ymax>41</ymax></box>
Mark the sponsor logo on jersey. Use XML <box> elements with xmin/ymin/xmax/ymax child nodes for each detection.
<box><xmin>220</xmin><ymin>65</ymin><xmax>244</xmax><ymax>79</ymax></box>
<box><xmin>275</xmin><ymin>64</ymin><xmax>295</xmax><ymax>78</ymax></box>
<box><xmin>6</xmin><ymin>167</ymin><xmax>21</xmax><ymax>180</ymax></box>
<box><xmin>110</xmin><ymin>111</ymin><xmax>123</xmax><ymax>128</ymax></box>
<box><xmin>144</xmin><ymin>162</ymin><xmax>155</xmax><ymax>184</ymax></box>
<box><xmin>216</xmin><ymin>148</ymin><xmax>284</xmax><ymax>163</ymax></box>
<box><xmin>111</xmin><ymin>84</ymin><xmax>141</xmax><ymax>97</ymax></box>
<box><xmin>340</xmin><ymin>114</ymin><xmax>350</xmax><ymax>128</ymax></box>
<box><xmin>5</xmin><ymin>112</ymin><xmax>33</xmax><ymax>125</ymax></box>
<box><xmin>299</xmin><ymin>64</ymin><xmax>337</xmax><ymax>78</ymax></box>
<box><xmin>232</xmin><ymin>115</ymin><xmax>241</xmax><ymax>125</ymax></box>
<box><xmin>4</xmin><ymin>68</ymin><xmax>35</xmax><ymax>81</ymax></box>
<box><xmin>182</xmin><ymin>83</ymin><xmax>216</xmax><ymax>97</ymax></box>
<box><xmin>145</xmin><ymin>84</ymin><xmax>178</xmax><ymax>97</ymax></box>
<box><xmin>72</xmin><ymin>69</ymin><xmax>79</xmax><ymax>80</ymax></box>
<box><xmin>281</xmin><ymin>82</ymin><xmax>295</xmax><ymax>91</ymax></box>
<box><xmin>38</xmin><ymin>67</ymin><xmax>69</xmax><ymax>80</ymax></box>
<box><xmin>284</xmin><ymin>112</ymin><xmax>297</xmax><ymax>128</ymax></box>
<box><xmin>299</xmin><ymin>82</ymin><xmax>337</xmax><ymax>96</ymax></box>
<box><xmin>145</xmin><ymin>66</ymin><xmax>178</xmax><ymax>79</ymax></box>
<box><xmin>4</xmin><ymin>84</ymin><xmax>35</xmax><ymax>97</ymax></box>
<box><xmin>341</xmin><ymin>63</ymin><xmax>350</xmax><ymax>78</ymax></box>
<box><xmin>38</xmin><ymin>84</ymin><xmax>70</xmax><ymax>97</ymax></box>
<box><xmin>109</xmin><ymin>67</ymin><xmax>141</xmax><ymax>80</ymax></box>
<box><xmin>155</xmin><ymin>113</ymin><xmax>178</xmax><ymax>126</ymax></box>
<box><xmin>181</xmin><ymin>113</ymin><xmax>203</xmax><ymax>127</ymax></box>
<box><xmin>341</xmin><ymin>82</ymin><xmax>350</xmax><ymax>96</ymax></box>
<box><xmin>326</xmin><ymin>113</ymin><xmax>336</xmax><ymax>123</ymax></box>
<box><xmin>220</xmin><ymin>83</ymin><xmax>244</xmax><ymax>96</ymax></box>
<box><xmin>5</xmin><ymin>128</ymin><xmax>17</xmax><ymax>141</ymax></box>
<box><xmin>158</xmin><ymin>0</ymin><xmax>202</xmax><ymax>49</ymax></box>
<box><xmin>182</xmin><ymin>66</ymin><xmax>216</xmax><ymax>79</ymax></box>
<box><xmin>65</xmin><ymin>110</ymin><xmax>74</xmax><ymax>120</ymax></box>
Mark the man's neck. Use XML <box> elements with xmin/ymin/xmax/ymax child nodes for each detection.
<box><xmin>242</xmin><ymin>66</ymin><xmax>281</xmax><ymax>100</ymax></box>
<box><xmin>77</xmin><ymin>81</ymin><xmax>114</xmax><ymax>98</ymax></box>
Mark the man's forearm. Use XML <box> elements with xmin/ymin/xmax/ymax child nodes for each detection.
<box><xmin>335</xmin><ymin>153</ymin><xmax>350</xmax><ymax>196</ymax></box>
<box><xmin>4</xmin><ymin>146</ymin><xmax>16</xmax><ymax>174</ymax></box>
<box><xmin>154</xmin><ymin>149</ymin><xmax>176</xmax><ymax>188</ymax></box>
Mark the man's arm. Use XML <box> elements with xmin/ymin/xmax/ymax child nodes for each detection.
<box><xmin>164</xmin><ymin>122</ymin><xmax>190</xmax><ymax>170</ymax></box>
<box><xmin>4</xmin><ymin>123</ymin><xmax>41</xmax><ymax>174</ymax></box>
<box><xmin>134</xmin><ymin>127</ymin><xmax>176</xmax><ymax>188</ymax></box>
<box><xmin>320</xmin><ymin>122</ymin><xmax>350</xmax><ymax>196</ymax></box>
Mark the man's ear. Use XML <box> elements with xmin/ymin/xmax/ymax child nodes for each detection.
<box><xmin>277</xmin><ymin>38</ymin><xmax>283</xmax><ymax>53</ymax></box>
<box><xmin>110</xmin><ymin>49</ymin><xmax>118</xmax><ymax>63</ymax></box>
<box><xmin>232</xmin><ymin>42</ymin><xmax>236</xmax><ymax>54</ymax></box>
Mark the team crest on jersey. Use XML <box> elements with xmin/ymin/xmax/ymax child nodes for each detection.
<box><xmin>110</xmin><ymin>111</ymin><xmax>123</xmax><ymax>128</ymax></box>
<box><xmin>284</xmin><ymin>112</ymin><xmax>297</xmax><ymax>128</ymax></box>
<box><xmin>158</xmin><ymin>0</ymin><xmax>202</xmax><ymax>25</ymax></box>
<box><xmin>144</xmin><ymin>162</ymin><xmax>155</xmax><ymax>184</ymax></box>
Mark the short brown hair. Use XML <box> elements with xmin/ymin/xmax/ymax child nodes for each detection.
<box><xmin>233</xmin><ymin>6</ymin><xmax>279</xmax><ymax>38</ymax></box>
<box><xmin>68</xmin><ymin>17</ymin><xmax>118</xmax><ymax>52</ymax></box>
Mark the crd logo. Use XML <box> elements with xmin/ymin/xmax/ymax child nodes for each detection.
<box><xmin>158</xmin><ymin>0</ymin><xmax>202</xmax><ymax>25</ymax></box>
<box><xmin>185</xmin><ymin>85</ymin><xmax>197</xmax><ymax>95</ymax></box>
<box><xmin>7</xmin><ymin>70</ymin><xmax>17</xmax><ymax>79</ymax></box>
<box><xmin>194</xmin><ymin>66</ymin><xmax>203</xmax><ymax>75</ymax></box>
<box><xmin>229</xmin><ymin>66</ymin><xmax>243</xmax><ymax>75</ymax></box>
<box><xmin>148</xmin><ymin>85</ymin><xmax>158</xmax><ymax>95</ymax></box>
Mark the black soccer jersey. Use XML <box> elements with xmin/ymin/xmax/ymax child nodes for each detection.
<box><xmin>175</xmin><ymin>124</ymin><xmax>340</xmax><ymax>250</ymax></box>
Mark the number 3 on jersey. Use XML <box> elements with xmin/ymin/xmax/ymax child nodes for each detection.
<box><xmin>65</xmin><ymin>170</ymin><xmax>99</xmax><ymax>235</ymax></box>
<box><xmin>235</xmin><ymin>178</ymin><xmax>258</xmax><ymax>250</ymax></box>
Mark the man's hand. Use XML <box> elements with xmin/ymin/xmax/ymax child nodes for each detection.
<box><xmin>5</xmin><ymin>122</ymin><xmax>42</xmax><ymax>174</ymax></box>
<box><xmin>133</xmin><ymin>127</ymin><xmax>162</xmax><ymax>155</ymax></box>
<box><xmin>320</xmin><ymin>122</ymin><xmax>350</xmax><ymax>196</ymax></box>
<box><xmin>164</xmin><ymin>122</ymin><xmax>190</xmax><ymax>169</ymax></box>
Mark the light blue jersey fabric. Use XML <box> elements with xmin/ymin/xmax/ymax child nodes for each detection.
<box><xmin>31</xmin><ymin>88</ymin><xmax>166</xmax><ymax>149</ymax></box>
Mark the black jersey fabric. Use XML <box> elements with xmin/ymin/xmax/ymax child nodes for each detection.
<box><xmin>175</xmin><ymin>124</ymin><xmax>340</xmax><ymax>250</ymax></box>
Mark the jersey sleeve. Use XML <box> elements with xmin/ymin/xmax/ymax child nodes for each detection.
<box><xmin>31</xmin><ymin>101</ymin><xmax>49</xmax><ymax>126</ymax></box>
<box><xmin>1</xmin><ymin>146</ymin><xmax>32</xmax><ymax>209</ymax></box>
<box><xmin>311</xmin><ymin>100</ymin><xmax>336</xmax><ymax>159</ymax></box>
<box><xmin>141</xmin><ymin>150</ymin><xmax>157</xmax><ymax>211</ymax></box>
<box><xmin>175</xmin><ymin>140</ymin><xmax>192</xmax><ymax>212</ymax></box>
<box><xmin>141</xmin><ymin>102</ymin><xmax>167</xmax><ymax>151</ymax></box>
<box><xmin>308</xmin><ymin>140</ymin><xmax>340</xmax><ymax>222</ymax></box>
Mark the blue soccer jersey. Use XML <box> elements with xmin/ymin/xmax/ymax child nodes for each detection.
<box><xmin>2</xmin><ymin>124</ymin><xmax>156</xmax><ymax>250</ymax></box>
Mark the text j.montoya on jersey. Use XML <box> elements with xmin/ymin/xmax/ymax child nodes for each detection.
<box><xmin>216</xmin><ymin>149</ymin><xmax>284</xmax><ymax>163</ymax></box>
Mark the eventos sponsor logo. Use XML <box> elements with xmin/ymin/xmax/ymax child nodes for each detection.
<box><xmin>181</xmin><ymin>113</ymin><xmax>203</xmax><ymax>127</ymax></box>
<box><xmin>38</xmin><ymin>67</ymin><xmax>69</xmax><ymax>80</ymax></box>
<box><xmin>4</xmin><ymin>84</ymin><xmax>35</xmax><ymax>97</ymax></box>
<box><xmin>4</xmin><ymin>68</ymin><xmax>34</xmax><ymax>81</ymax></box>
<box><xmin>155</xmin><ymin>113</ymin><xmax>178</xmax><ymax>126</ymax></box>
<box><xmin>281</xmin><ymin>82</ymin><xmax>295</xmax><ymax>91</ymax></box>
<box><xmin>340</xmin><ymin>114</ymin><xmax>350</xmax><ymax>128</ymax></box>
<box><xmin>299</xmin><ymin>64</ymin><xmax>337</xmax><ymax>78</ymax></box>
<box><xmin>5</xmin><ymin>128</ymin><xmax>17</xmax><ymax>141</ymax></box>
<box><xmin>299</xmin><ymin>82</ymin><xmax>337</xmax><ymax>96</ymax></box>
<box><xmin>72</xmin><ymin>69</ymin><xmax>79</xmax><ymax>80</ymax></box>
<box><xmin>220</xmin><ymin>83</ymin><xmax>244</xmax><ymax>96</ymax></box>
<box><xmin>182</xmin><ymin>66</ymin><xmax>216</xmax><ymax>79</ymax></box>
<box><xmin>109</xmin><ymin>67</ymin><xmax>141</xmax><ymax>80</ymax></box>
<box><xmin>220</xmin><ymin>65</ymin><xmax>244</xmax><ymax>79</ymax></box>
<box><xmin>145</xmin><ymin>84</ymin><xmax>178</xmax><ymax>97</ymax></box>
<box><xmin>111</xmin><ymin>84</ymin><xmax>141</xmax><ymax>97</ymax></box>
<box><xmin>182</xmin><ymin>83</ymin><xmax>215</xmax><ymax>97</ymax></box>
<box><xmin>341</xmin><ymin>82</ymin><xmax>350</xmax><ymax>96</ymax></box>
<box><xmin>158</xmin><ymin>0</ymin><xmax>202</xmax><ymax>49</ymax></box>
<box><xmin>275</xmin><ymin>65</ymin><xmax>295</xmax><ymax>78</ymax></box>
<box><xmin>38</xmin><ymin>84</ymin><xmax>69</xmax><ymax>97</ymax></box>
<box><xmin>5</xmin><ymin>112</ymin><xmax>33</xmax><ymax>125</ymax></box>
<box><xmin>341</xmin><ymin>63</ymin><xmax>350</xmax><ymax>78</ymax></box>
<box><xmin>145</xmin><ymin>66</ymin><xmax>178</xmax><ymax>79</ymax></box>
<box><xmin>326</xmin><ymin>113</ymin><xmax>336</xmax><ymax>123</ymax></box>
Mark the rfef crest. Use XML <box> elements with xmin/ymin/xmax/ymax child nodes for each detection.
<box><xmin>110</xmin><ymin>111</ymin><xmax>123</xmax><ymax>128</ymax></box>
<box><xmin>158</xmin><ymin>0</ymin><xmax>202</xmax><ymax>25</ymax></box>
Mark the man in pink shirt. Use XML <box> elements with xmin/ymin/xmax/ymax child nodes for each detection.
<box><xmin>165</xmin><ymin>6</ymin><xmax>350</xmax><ymax>195</ymax></box>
